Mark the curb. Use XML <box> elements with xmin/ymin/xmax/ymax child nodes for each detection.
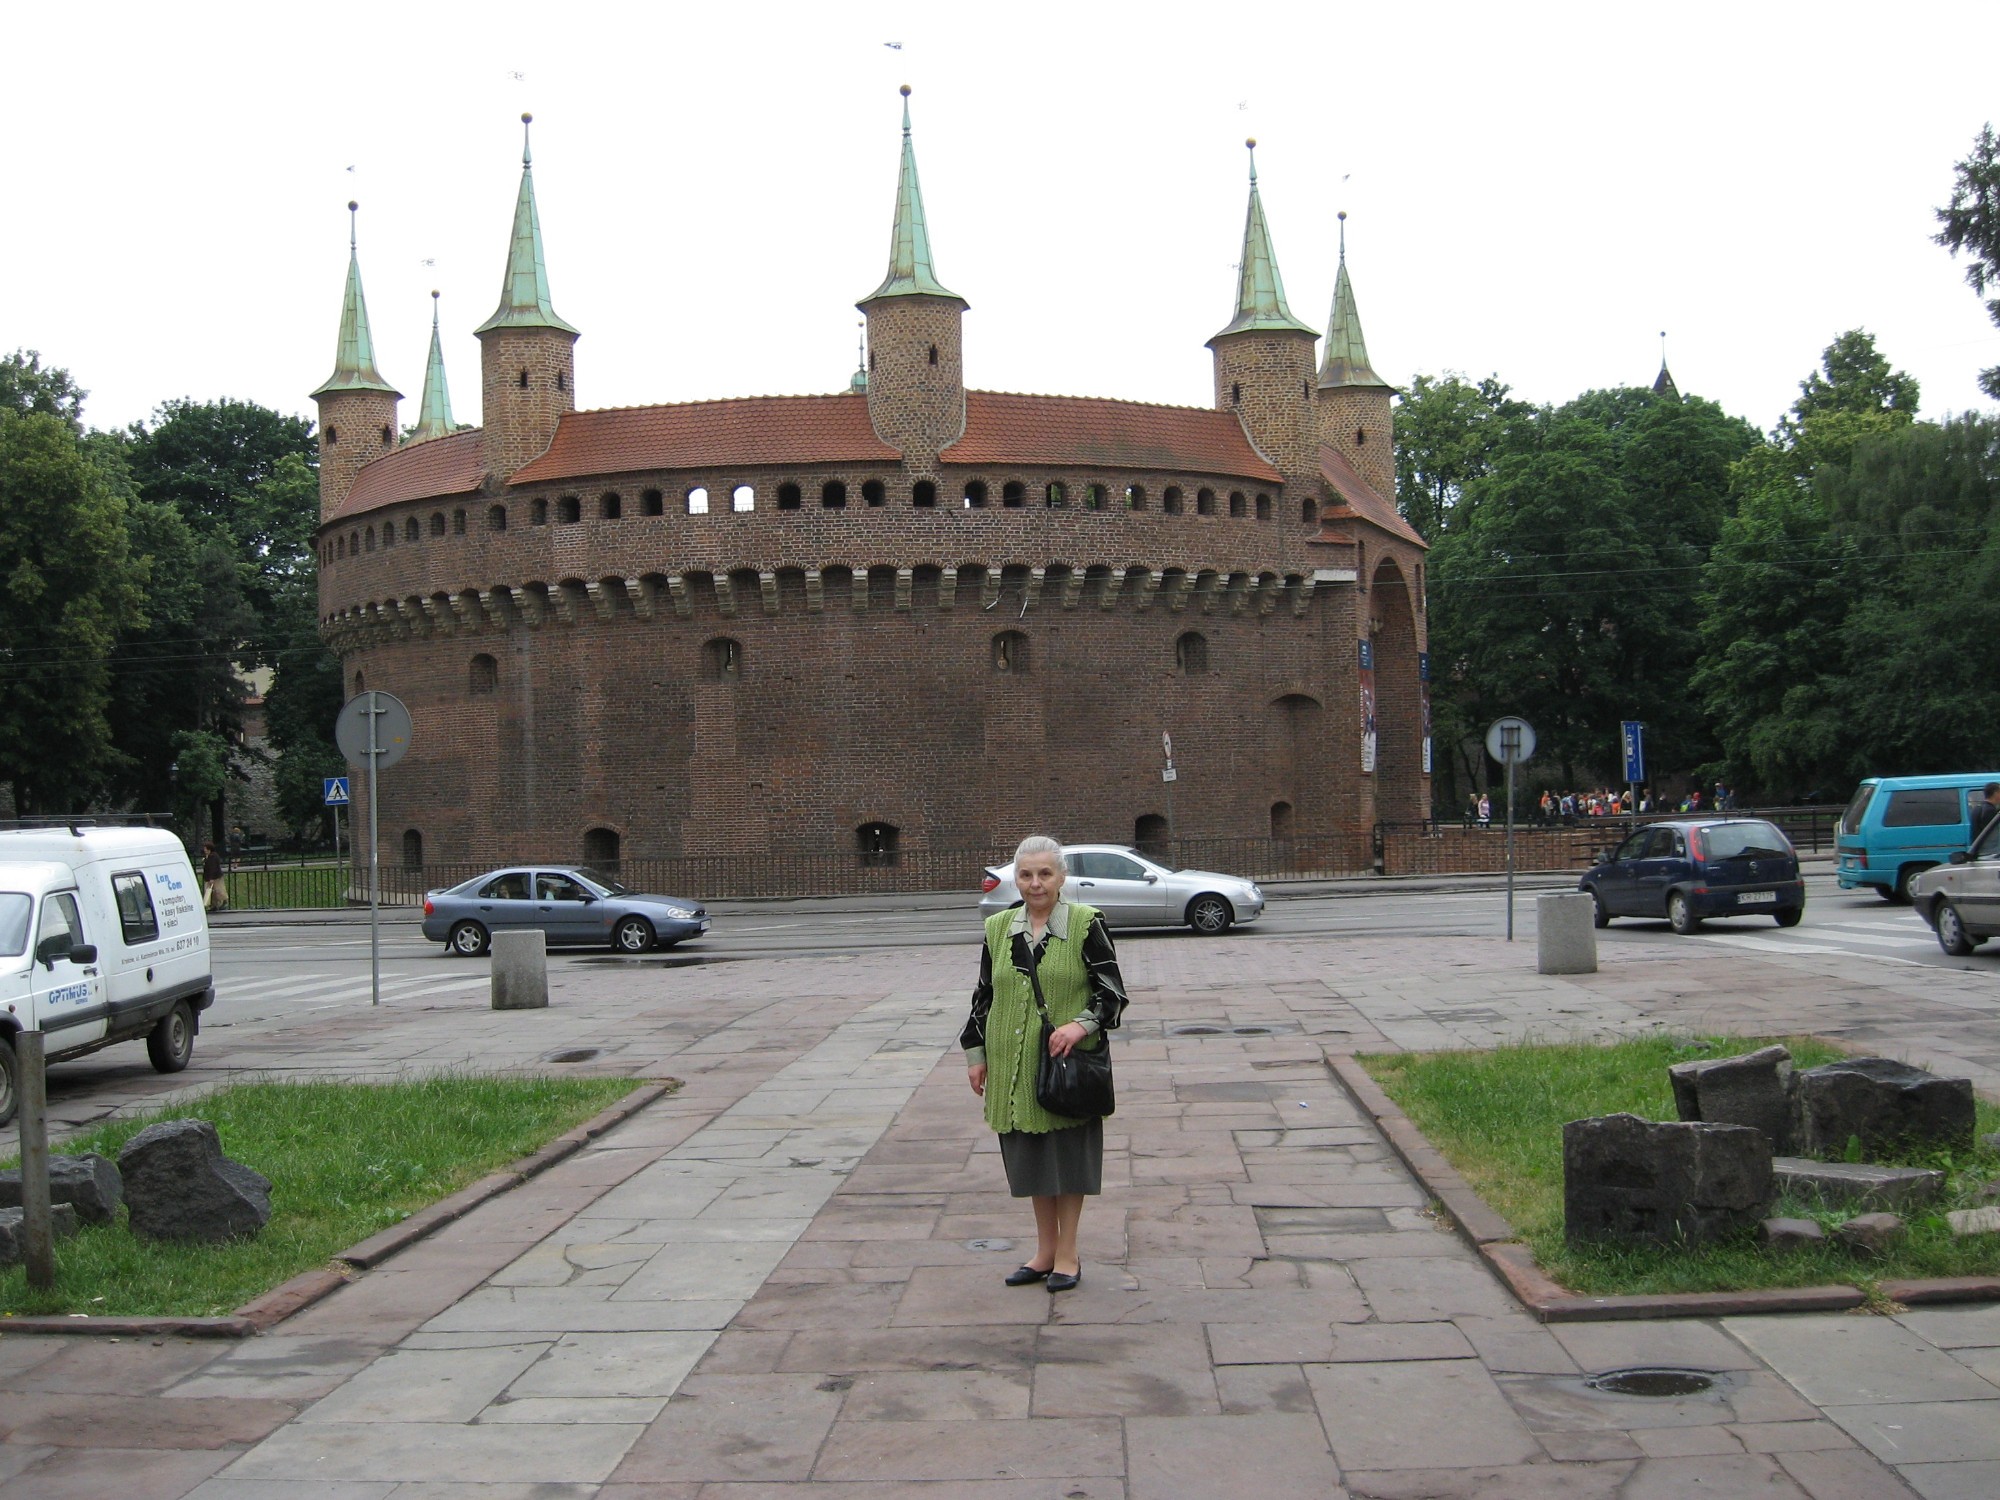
<box><xmin>1324</xmin><ymin>1053</ymin><xmax>2000</xmax><ymax>1323</ymax></box>
<box><xmin>1</xmin><ymin>1079</ymin><xmax>672</xmax><ymax>1340</ymax></box>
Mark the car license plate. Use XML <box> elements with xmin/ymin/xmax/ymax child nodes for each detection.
<box><xmin>1737</xmin><ymin>891</ymin><xmax>1777</xmax><ymax>905</ymax></box>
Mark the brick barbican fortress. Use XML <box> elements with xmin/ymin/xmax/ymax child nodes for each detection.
<box><xmin>311</xmin><ymin>93</ymin><xmax>1430</xmax><ymax>882</ymax></box>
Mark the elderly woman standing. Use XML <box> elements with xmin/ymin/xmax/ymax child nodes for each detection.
<box><xmin>962</xmin><ymin>836</ymin><xmax>1128</xmax><ymax>1292</ymax></box>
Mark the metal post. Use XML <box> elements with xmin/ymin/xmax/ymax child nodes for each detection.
<box><xmin>332</xmin><ymin>802</ymin><xmax>341</xmax><ymax>892</ymax></box>
<box><xmin>17</xmin><ymin>1031</ymin><xmax>55</xmax><ymax>1290</ymax></box>
<box><xmin>367</xmin><ymin>692</ymin><xmax>381</xmax><ymax>1007</ymax></box>
<box><xmin>1505</xmin><ymin>753</ymin><xmax>1517</xmax><ymax>942</ymax></box>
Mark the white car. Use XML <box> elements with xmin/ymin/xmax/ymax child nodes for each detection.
<box><xmin>978</xmin><ymin>844</ymin><xmax>1264</xmax><ymax>935</ymax></box>
<box><xmin>1910</xmin><ymin>813</ymin><xmax>2000</xmax><ymax>956</ymax></box>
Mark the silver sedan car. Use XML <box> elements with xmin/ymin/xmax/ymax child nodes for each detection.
<box><xmin>422</xmin><ymin>866</ymin><xmax>709</xmax><ymax>956</ymax></box>
<box><xmin>978</xmin><ymin>844</ymin><xmax>1264</xmax><ymax>934</ymax></box>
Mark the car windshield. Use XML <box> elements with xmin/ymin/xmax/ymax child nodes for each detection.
<box><xmin>1702</xmin><ymin>822</ymin><xmax>1791</xmax><ymax>860</ymax></box>
<box><xmin>574</xmin><ymin>867</ymin><xmax>629</xmax><ymax>896</ymax></box>
<box><xmin>1839</xmin><ymin>784</ymin><xmax>1875</xmax><ymax>836</ymax></box>
<box><xmin>0</xmin><ymin>893</ymin><xmax>29</xmax><ymax>957</ymax></box>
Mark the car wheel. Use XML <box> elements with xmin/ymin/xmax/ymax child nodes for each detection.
<box><xmin>0</xmin><ymin>1035</ymin><xmax>16</xmax><ymax>1128</ymax></box>
<box><xmin>1667</xmin><ymin>891</ymin><xmax>1701</xmax><ymax>935</ymax></box>
<box><xmin>1591</xmin><ymin>891</ymin><xmax>1611</xmax><ymax>929</ymax></box>
<box><xmin>1893</xmin><ymin>864</ymin><xmax>1933</xmax><ymax>904</ymax></box>
<box><xmin>448</xmin><ymin>921</ymin><xmax>491</xmax><ymax>957</ymax></box>
<box><xmin>1936</xmin><ymin>900</ymin><xmax>1978</xmax><ymax>957</ymax></box>
<box><xmin>1186</xmin><ymin>894</ymin><xmax>1233</xmax><ymax>935</ymax></box>
<box><xmin>146</xmin><ymin>1000</ymin><xmax>195</xmax><ymax>1074</ymax></box>
<box><xmin>613</xmin><ymin>916</ymin><xmax>656</xmax><ymax>954</ymax></box>
<box><xmin>1774</xmin><ymin>907</ymin><xmax>1803</xmax><ymax>929</ymax></box>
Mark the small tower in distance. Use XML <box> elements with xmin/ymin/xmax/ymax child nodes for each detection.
<box><xmin>476</xmin><ymin>113</ymin><xmax>579</xmax><ymax>484</ymax></box>
<box><xmin>1315</xmin><ymin>211</ymin><xmax>1395</xmax><ymax>499</ymax></box>
<box><xmin>310</xmin><ymin>202</ymin><xmax>401</xmax><ymax>522</ymax></box>
<box><xmin>857</xmin><ymin>86</ymin><xmax>967</xmax><ymax>469</ymax></box>
<box><xmin>406</xmin><ymin>291</ymin><xmax>457</xmax><ymax>444</ymax></box>
<box><xmin>1652</xmin><ymin>331</ymin><xmax>1681</xmax><ymax>401</ymax></box>
<box><xmin>1207</xmin><ymin>140</ymin><xmax>1319</xmax><ymax>480</ymax></box>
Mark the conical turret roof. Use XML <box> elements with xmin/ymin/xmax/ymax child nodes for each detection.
<box><xmin>407</xmin><ymin>291</ymin><xmax>458</xmax><ymax>442</ymax></box>
<box><xmin>1317</xmin><ymin>213</ymin><xmax>1391</xmax><ymax>391</ymax></box>
<box><xmin>311</xmin><ymin>203</ymin><xmax>401</xmax><ymax>398</ymax></box>
<box><xmin>1211</xmin><ymin>140</ymin><xmax>1315</xmax><ymax>342</ymax></box>
<box><xmin>476</xmin><ymin>114</ymin><xmax>579</xmax><ymax>336</ymax></box>
<box><xmin>859</xmin><ymin>87</ymin><xmax>964</xmax><ymax>307</ymax></box>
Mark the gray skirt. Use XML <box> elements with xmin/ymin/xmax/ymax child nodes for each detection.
<box><xmin>998</xmin><ymin>1118</ymin><xmax>1104</xmax><ymax>1197</ymax></box>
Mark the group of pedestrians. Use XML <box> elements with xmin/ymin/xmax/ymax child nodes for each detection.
<box><xmin>1457</xmin><ymin>782</ymin><xmax>1739</xmax><ymax>829</ymax></box>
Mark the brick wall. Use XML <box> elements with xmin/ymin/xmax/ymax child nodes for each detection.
<box><xmin>315</xmin><ymin>389</ymin><xmax>399</xmax><ymax>520</ymax></box>
<box><xmin>1382</xmin><ymin>825</ymin><xmax>1606</xmax><ymax>877</ymax></box>
<box><xmin>1209</xmin><ymin>331</ymin><xmax>1318</xmax><ymax>477</ymax></box>
<box><xmin>479</xmin><ymin>327</ymin><xmax>577</xmax><ymax>482</ymax></box>
<box><xmin>862</xmin><ymin>295</ymin><xmax>965</xmax><ymax>469</ymax></box>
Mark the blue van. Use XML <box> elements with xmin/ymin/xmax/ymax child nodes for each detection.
<box><xmin>1836</xmin><ymin>773</ymin><xmax>2000</xmax><ymax>902</ymax></box>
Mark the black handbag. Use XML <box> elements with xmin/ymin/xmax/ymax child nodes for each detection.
<box><xmin>1024</xmin><ymin>939</ymin><xmax>1115</xmax><ymax>1118</ymax></box>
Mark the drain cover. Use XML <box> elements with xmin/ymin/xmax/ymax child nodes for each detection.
<box><xmin>965</xmin><ymin>1238</ymin><xmax>1015</xmax><ymax>1253</ymax></box>
<box><xmin>1170</xmin><ymin>1024</ymin><xmax>1223</xmax><ymax>1035</ymax></box>
<box><xmin>1586</xmin><ymin>1368</ymin><xmax>1716</xmax><ymax>1398</ymax></box>
<box><xmin>544</xmin><ymin>1047</ymin><xmax>600</xmax><ymax>1064</ymax></box>
<box><xmin>1232</xmin><ymin>1026</ymin><xmax>1272</xmax><ymax>1036</ymax></box>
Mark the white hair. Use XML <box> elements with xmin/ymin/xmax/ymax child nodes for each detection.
<box><xmin>1013</xmin><ymin>834</ymin><xmax>1066</xmax><ymax>871</ymax></box>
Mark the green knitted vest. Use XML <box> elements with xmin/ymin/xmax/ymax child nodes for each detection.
<box><xmin>982</xmin><ymin>903</ymin><xmax>1103</xmax><ymax>1135</ymax></box>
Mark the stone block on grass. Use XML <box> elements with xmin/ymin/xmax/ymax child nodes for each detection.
<box><xmin>1772</xmin><ymin>1157</ymin><xmax>1945</xmax><ymax>1213</ymax></box>
<box><xmin>118</xmin><ymin>1119</ymin><xmax>272</xmax><ymax>1244</ymax></box>
<box><xmin>1563</xmin><ymin>1113</ymin><xmax>1774</xmax><ymax>1247</ymax></box>
<box><xmin>1669</xmin><ymin>1045</ymin><xmax>1794</xmax><ymax>1151</ymax></box>
<box><xmin>1947</xmin><ymin>1206</ymin><xmax>2000</xmax><ymax>1238</ymax></box>
<box><xmin>1791</xmin><ymin>1058</ymin><xmax>1975</xmax><ymax>1159</ymax></box>
<box><xmin>491</xmin><ymin>929</ymin><xmax>549</xmax><ymax>1010</ymax></box>
<box><xmin>0</xmin><ymin>1153</ymin><xmax>123</xmax><ymax>1225</ymax></box>
<box><xmin>0</xmin><ymin>1203</ymin><xmax>79</xmax><ymax>1266</ymax></box>
<box><xmin>1832</xmin><ymin>1212</ymin><xmax>1905</xmax><ymax>1257</ymax></box>
<box><xmin>1761</xmin><ymin>1217</ymin><xmax>1826</xmax><ymax>1253</ymax></box>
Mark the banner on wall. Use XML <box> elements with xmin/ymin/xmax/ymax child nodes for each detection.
<box><xmin>1359</xmin><ymin>640</ymin><xmax>1377</xmax><ymax>773</ymax></box>
<box><xmin>1419</xmin><ymin>652</ymin><xmax>1433</xmax><ymax>776</ymax></box>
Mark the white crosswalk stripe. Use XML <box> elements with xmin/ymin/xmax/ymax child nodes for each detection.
<box><xmin>218</xmin><ymin>972</ymin><xmax>488</xmax><ymax>1006</ymax></box>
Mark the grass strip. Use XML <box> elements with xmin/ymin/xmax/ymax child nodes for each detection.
<box><xmin>1361</xmin><ymin>1036</ymin><xmax>2000</xmax><ymax>1297</ymax></box>
<box><xmin>2</xmin><ymin>1073</ymin><xmax>644</xmax><ymax>1318</ymax></box>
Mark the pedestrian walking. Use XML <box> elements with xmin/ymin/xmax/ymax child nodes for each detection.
<box><xmin>1476</xmin><ymin>794</ymin><xmax>1492</xmax><ymax>827</ymax></box>
<box><xmin>202</xmin><ymin>842</ymin><xmax>228</xmax><ymax>912</ymax></box>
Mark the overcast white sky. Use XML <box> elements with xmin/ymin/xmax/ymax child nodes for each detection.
<box><xmin>7</xmin><ymin>1</ymin><xmax>1996</xmax><ymax>443</ymax></box>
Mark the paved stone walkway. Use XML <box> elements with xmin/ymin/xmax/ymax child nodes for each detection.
<box><xmin>3</xmin><ymin>927</ymin><xmax>1998</xmax><ymax>1496</ymax></box>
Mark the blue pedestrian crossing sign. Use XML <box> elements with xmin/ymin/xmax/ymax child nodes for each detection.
<box><xmin>323</xmin><ymin>777</ymin><xmax>351</xmax><ymax>806</ymax></box>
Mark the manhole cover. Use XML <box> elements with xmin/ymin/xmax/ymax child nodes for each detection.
<box><xmin>965</xmin><ymin>1238</ymin><xmax>1015</xmax><ymax>1253</ymax></box>
<box><xmin>1586</xmin><ymin>1368</ymin><xmax>1716</xmax><ymax>1398</ymax></box>
<box><xmin>544</xmin><ymin>1047</ymin><xmax>600</xmax><ymax>1064</ymax></box>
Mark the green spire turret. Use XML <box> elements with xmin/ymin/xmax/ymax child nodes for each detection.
<box><xmin>311</xmin><ymin>202</ymin><xmax>401</xmax><ymax>398</ymax></box>
<box><xmin>1317</xmin><ymin>212</ymin><xmax>1391</xmax><ymax>391</ymax></box>
<box><xmin>1212</xmin><ymin>140</ymin><xmax>1314</xmax><ymax>341</ymax></box>
<box><xmin>859</xmin><ymin>86</ymin><xmax>964</xmax><ymax>306</ymax></box>
<box><xmin>407</xmin><ymin>291</ymin><xmax>457</xmax><ymax>442</ymax></box>
<box><xmin>475</xmin><ymin>114</ymin><xmax>579</xmax><ymax>336</ymax></box>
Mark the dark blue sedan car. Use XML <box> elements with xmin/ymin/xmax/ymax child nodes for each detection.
<box><xmin>1579</xmin><ymin>818</ymin><xmax>1804</xmax><ymax>934</ymax></box>
<box><xmin>422</xmin><ymin>866</ymin><xmax>709</xmax><ymax>955</ymax></box>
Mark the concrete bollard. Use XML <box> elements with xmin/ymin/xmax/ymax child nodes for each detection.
<box><xmin>490</xmin><ymin>929</ymin><xmax>550</xmax><ymax>1010</ymax></box>
<box><xmin>1537</xmin><ymin>892</ymin><xmax>1598</xmax><ymax>975</ymax></box>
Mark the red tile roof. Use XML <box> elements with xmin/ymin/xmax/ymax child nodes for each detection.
<box><xmin>1320</xmin><ymin>445</ymin><xmax>1426</xmax><ymax>549</ymax></box>
<box><xmin>331</xmin><ymin>430</ymin><xmax>484</xmax><ymax>523</ymax></box>
<box><xmin>944</xmin><ymin>391</ymin><xmax>1283</xmax><ymax>483</ymax></box>
<box><xmin>508</xmin><ymin>394</ymin><xmax>900</xmax><ymax>486</ymax></box>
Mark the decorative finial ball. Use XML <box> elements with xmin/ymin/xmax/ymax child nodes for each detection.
<box><xmin>432</xmin><ymin>289</ymin><xmax>441</xmax><ymax>300</ymax></box>
<box><xmin>1245</xmin><ymin>137</ymin><xmax>1257</xmax><ymax>150</ymax></box>
<box><xmin>1338</xmin><ymin>210</ymin><xmax>1347</xmax><ymax>221</ymax></box>
<box><xmin>900</xmin><ymin>84</ymin><xmax>911</xmax><ymax>96</ymax></box>
<box><xmin>348</xmin><ymin>199</ymin><xmax>359</xmax><ymax>213</ymax></box>
<box><xmin>522</xmin><ymin>112</ymin><xmax>533</xmax><ymax>124</ymax></box>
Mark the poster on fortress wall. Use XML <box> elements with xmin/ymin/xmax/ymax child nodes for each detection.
<box><xmin>1419</xmin><ymin>652</ymin><xmax>1433</xmax><ymax>776</ymax></box>
<box><xmin>1359</xmin><ymin>640</ymin><xmax>1377</xmax><ymax>774</ymax></box>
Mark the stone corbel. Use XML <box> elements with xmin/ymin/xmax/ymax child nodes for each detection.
<box><xmin>895</xmin><ymin>568</ymin><xmax>913</xmax><ymax>611</ymax></box>
<box><xmin>665</xmin><ymin>576</ymin><xmax>693</xmax><ymax>619</ymax></box>
<box><xmin>759</xmin><ymin>571</ymin><xmax>780</xmax><ymax>615</ymax></box>
<box><xmin>804</xmin><ymin>569</ymin><xmax>824</xmax><ymax>612</ymax></box>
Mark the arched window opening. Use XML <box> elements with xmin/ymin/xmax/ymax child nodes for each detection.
<box><xmin>325</xmin><ymin>425</ymin><xmax>339</xmax><ymax>446</ymax></box>
<box><xmin>1176</xmin><ymin>632</ymin><xmax>1209</xmax><ymax>674</ymax></box>
<box><xmin>531</xmin><ymin>497</ymin><xmax>549</xmax><ymax>525</ymax></box>
<box><xmin>1197</xmin><ymin>488</ymin><xmax>1216</xmax><ymax>516</ymax></box>
<box><xmin>857</xmin><ymin>821</ymin><xmax>900</xmax><ymax>867</ymax></box>
<box><xmin>1271</xmin><ymin>801</ymin><xmax>1294</xmax><ymax>841</ymax></box>
<box><xmin>335</xmin><ymin>535</ymin><xmax>345</xmax><ymax>559</ymax></box>
<box><xmin>913</xmin><ymin>480</ymin><xmax>937</xmax><ymax>507</ymax></box>
<box><xmin>732</xmin><ymin>484</ymin><xmax>755</xmax><ymax>512</ymax></box>
<box><xmin>405</xmin><ymin>517</ymin><xmax>420</xmax><ymax>542</ymax></box>
<box><xmin>518</xmin><ymin>369</ymin><xmax>529</xmax><ymax>389</ymax></box>
<box><xmin>1303</xmin><ymin>379</ymin><xmax>1312</xmax><ymax>399</ymax></box>
<box><xmin>1002</xmin><ymin>481</ymin><xmax>1025</xmax><ymax>508</ymax></box>
<box><xmin>1229</xmin><ymin>491</ymin><xmax>1247</xmax><ymax>518</ymax></box>
<box><xmin>1230</xmin><ymin>382</ymin><xmax>1242</xmax><ymax>405</ymax></box>
<box><xmin>1084</xmin><ymin>484</ymin><xmax>1105</xmax><ymax>511</ymax></box>
<box><xmin>402</xmin><ymin>829</ymin><xmax>424</xmax><ymax>871</ymax></box>
<box><xmin>600</xmin><ymin>492</ymin><xmax>622</xmax><ymax>520</ymax></box>
<box><xmin>642</xmin><ymin>488</ymin><xmax>664</xmax><ymax>517</ymax></box>
<box><xmin>1355</xmin><ymin>427</ymin><xmax>1368</xmax><ymax>446</ymax></box>
<box><xmin>1255</xmin><ymin>492</ymin><xmax>1272</xmax><ymax>521</ymax></box>
<box><xmin>1045</xmin><ymin>482</ymin><xmax>1066</xmax><ymax>509</ymax></box>
<box><xmin>1301</xmin><ymin>496</ymin><xmax>1318</xmax><ymax>526</ymax></box>
<box><xmin>862</xmin><ymin>479</ymin><xmax>886</xmax><ymax>507</ymax></box>
<box><xmin>582</xmin><ymin>827</ymin><xmax>621</xmax><ymax>870</ymax></box>
<box><xmin>1126</xmin><ymin>485</ymin><xmax>1147</xmax><ymax>511</ymax></box>
<box><xmin>821</xmin><ymin>480</ymin><xmax>847</xmax><ymax>509</ymax></box>
<box><xmin>927</xmin><ymin>345</ymin><xmax>938</xmax><ymax>366</ymax></box>
<box><xmin>430</xmin><ymin>512</ymin><xmax>446</xmax><ymax>537</ymax></box>
<box><xmin>380</xmin><ymin>425</ymin><xmax>392</xmax><ymax>446</ymax></box>
<box><xmin>1163</xmin><ymin>486</ymin><xmax>1184</xmax><ymax>515</ymax></box>
<box><xmin>555</xmin><ymin>371</ymin><xmax>567</xmax><ymax>392</ymax></box>
<box><xmin>364</xmin><ymin>527</ymin><xmax>376</xmax><ymax>552</ymax></box>
<box><xmin>487</xmin><ymin>505</ymin><xmax>507</xmax><ymax>531</ymax></box>
<box><xmin>687</xmin><ymin>487</ymin><xmax>710</xmax><ymax>515</ymax></box>
<box><xmin>381</xmin><ymin>523</ymin><xmax>395</xmax><ymax>548</ymax></box>
<box><xmin>777</xmin><ymin>482</ymin><xmax>802</xmax><ymax>510</ymax></box>
<box><xmin>991</xmin><ymin>630</ymin><xmax>1029</xmax><ymax>674</ymax></box>
<box><xmin>349</xmin><ymin>530</ymin><xmax>360</xmax><ymax>555</ymax></box>
<box><xmin>352</xmin><ymin>670</ymin><xmax>366</xmax><ymax>696</ymax></box>
<box><xmin>963</xmin><ymin>480</ymin><xmax>988</xmax><ymax>509</ymax></box>
<box><xmin>701</xmin><ymin>637</ymin><xmax>743</xmax><ymax>681</ymax></box>
<box><xmin>1135</xmin><ymin>813</ymin><xmax>1170</xmax><ymax>861</ymax></box>
<box><xmin>469</xmin><ymin>653</ymin><xmax>498</xmax><ymax>696</ymax></box>
<box><xmin>556</xmin><ymin>495</ymin><xmax>581</xmax><ymax>523</ymax></box>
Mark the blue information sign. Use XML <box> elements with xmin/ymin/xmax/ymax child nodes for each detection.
<box><xmin>1620</xmin><ymin>722</ymin><xmax>1645</xmax><ymax>785</ymax></box>
<box><xmin>323</xmin><ymin>776</ymin><xmax>351</xmax><ymax>806</ymax></box>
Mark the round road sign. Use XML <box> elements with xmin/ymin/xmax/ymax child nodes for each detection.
<box><xmin>335</xmin><ymin>691</ymin><xmax>414</xmax><ymax>770</ymax></box>
<box><xmin>1484</xmin><ymin>715</ymin><xmax>1536</xmax><ymax>765</ymax></box>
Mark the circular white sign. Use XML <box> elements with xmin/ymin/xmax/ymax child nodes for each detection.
<box><xmin>1484</xmin><ymin>716</ymin><xmax>1536</xmax><ymax>765</ymax></box>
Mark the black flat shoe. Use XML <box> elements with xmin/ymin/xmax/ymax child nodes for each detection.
<box><xmin>1005</xmin><ymin>1264</ymin><xmax>1051</xmax><ymax>1286</ymax></box>
<box><xmin>1045</xmin><ymin>1265</ymin><xmax>1081</xmax><ymax>1293</ymax></box>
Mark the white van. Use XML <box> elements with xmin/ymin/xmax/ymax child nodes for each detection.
<box><xmin>0</xmin><ymin>826</ymin><xmax>214</xmax><ymax>1126</ymax></box>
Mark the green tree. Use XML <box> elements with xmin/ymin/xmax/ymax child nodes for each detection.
<box><xmin>1935</xmin><ymin>123</ymin><xmax>2000</xmax><ymax>400</ymax></box>
<box><xmin>0</xmin><ymin>410</ymin><xmax>147</xmax><ymax>811</ymax></box>
<box><xmin>0</xmin><ymin>350</ymin><xmax>87</xmax><ymax>432</ymax></box>
<box><xmin>1391</xmin><ymin>373</ymin><xmax>1531</xmax><ymax>540</ymax></box>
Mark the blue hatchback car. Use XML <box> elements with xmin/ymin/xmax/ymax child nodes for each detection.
<box><xmin>1578</xmin><ymin>818</ymin><xmax>1804</xmax><ymax>934</ymax></box>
